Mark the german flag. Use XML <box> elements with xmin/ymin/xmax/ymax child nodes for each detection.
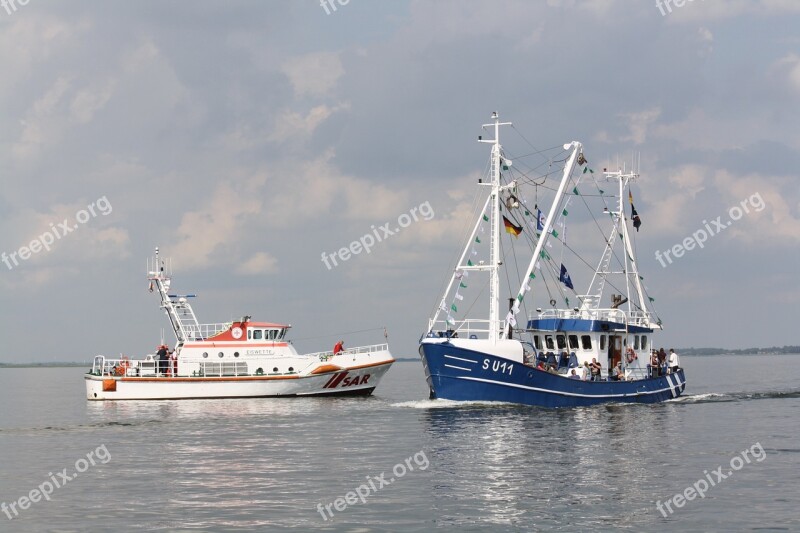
<box><xmin>503</xmin><ymin>216</ymin><xmax>522</xmax><ymax>237</ymax></box>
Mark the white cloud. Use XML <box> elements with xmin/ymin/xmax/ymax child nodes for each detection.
<box><xmin>268</xmin><ymin>103</ymin><xmax>349</xmax><ymax>143</ymax></box>
<box><xmin>620</xmin><ymin>107</ymin><xmax>661</xmax><ymax>145</ymax></box>
<box><xmin>236</xmin><ymin>252</ymin><xmax>278</xmax><ymax>275</ymax></box>
<box><xmin>281</xmin><ymin>52</ymin><xmax>344</xmax><ymax>99</ymax></box>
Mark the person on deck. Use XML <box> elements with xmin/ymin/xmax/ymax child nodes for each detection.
<box><xmin>581</xmin><ymin>361</ymin><xmax>590</xmax><ymax>381</ymax></box>
<box><xmin>668</xmin><ymin>349</ymin><xmax>681</xmax><ymax>373</ymax></box>
<box><xmin>568</xmin><ymin>369</ymin><xmax>581</xmax><ymax>379</ymax></box>
<box><xmin>612</xmin><ymin>362</ymin><xmax>625</xmax><ymax>381</ymax></box>
<box><xmin>157</xmin><ymin>345</ymin><xmax>169</xmax><ymax>376</ymax></box>
<box><xmin>589</xmin><ymin>358</ymin><xmax>602</xmax><ymax>381</ymax></box>
<box><xmin>333</xmin><ymin>340</ymin><xmax>345</xmax><ymax>355</ymax></box>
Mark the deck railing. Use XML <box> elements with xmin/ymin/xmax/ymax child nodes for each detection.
<box><xmin>305</xmin><ymin>343</ymin><xmax>390</xmax><ymax>361</ymax></box>
<box><xmin>425</xmin><ymin>319</ymin><xmax>507</xmax><ymax>340</ymax></box>
<box><xmin>529</xmin><ymin>308</ymin><xmax>657</xmax><ymax>329</ymax></box>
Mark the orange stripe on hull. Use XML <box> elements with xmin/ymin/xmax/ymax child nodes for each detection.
<box><xmin>311</xmin><ymin>364</ymin><xmax>343</xmax><ymax>375</ymax></box>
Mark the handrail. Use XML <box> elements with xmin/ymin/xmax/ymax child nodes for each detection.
<box><xmin>426</xmin><ymin>318</ymin><xmax>507</xmax><ymax>339</ymax></box>
<box><xmin>304</xmin><ymin>343</ymin><xmax>390</xmax><ymax>361</ymax></box>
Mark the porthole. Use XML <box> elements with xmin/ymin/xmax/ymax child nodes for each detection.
<box><xmin>218</xmin><ymin>352</ymin><xmax>224</xmax><ymax>358</ymax></box>
<box><xmin>273</xmin><ymin>367</ymin><xmax>278</xmax><ymax>372</ymax></box>
<box><xmin>202</xmin><ymin>352</ymin><xmax>208</xmax><ymax>358</ymax></box>
<box><xmin>234</xmin><ymin>352</ymin><xmax>240</xmax><ymax>358</ymax></box>
<box><xmin>288</xmin><ymin>367</ymin><xmax>294</xmax><ymax>372</ymax></box>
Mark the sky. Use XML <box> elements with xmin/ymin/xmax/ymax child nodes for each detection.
<box><xmin>1</xmin><ymin>0</ymin><xmax>799</xmax><ymax>362</ymax></box>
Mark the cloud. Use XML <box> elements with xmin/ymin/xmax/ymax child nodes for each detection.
<box><xmin>281</xmin><ymin>52</ymin><xmax>344</xmax><ymax>99</ymax></box>
<box><xmin>71</xmin><ymin>78</ymin><xmax>117</xmax><ymax>123</ymax></box>
<box><xmin>268</xmin><ymin>103</ymin><xmax>349</xmax><ymax>143</ymax></box>
<box><xmin>236</xmin><ymin>252</ymin><xmax>278</xmax><ymax>275</ymax></box>
<box><xmin>620</xmin><ymin>107</ymin><xmax>661</xmax><ymax>145</ymax></box>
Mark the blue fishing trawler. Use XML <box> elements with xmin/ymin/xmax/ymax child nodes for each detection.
<box><xmin>419</xmin><ymin>112</ymin><xmax>685</xmax><ymax>407</ymax></box>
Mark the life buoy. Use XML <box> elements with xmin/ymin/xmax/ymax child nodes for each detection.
<box><xmin>115</xmin><ymin>357</ymin><xmax>130</xmax><ymax>376</ymax></box>
<box><xmin>625</xmin><ymin>347</ymin><xmax>637</xmax><ymax>364</ymax></box>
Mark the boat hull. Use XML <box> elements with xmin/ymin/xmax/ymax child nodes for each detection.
<box><xmin>420</xmin><ymin>341</ymin><xmax>685</xmax><ymax>407</ymax></box>
<box><xmin>85</xmin><ymin>361</ymin><xmax>392</xmax><ymax>400</ymax></box>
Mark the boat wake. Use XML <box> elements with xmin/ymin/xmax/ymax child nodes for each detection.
<box><xmin>667</xmin><ymin>390</ymin><xmax>800</xmax><ymax>404</ymax></box>
<box><xmin>391</xmin><ymin>399</ymin><xmax>518</xmax><ymax>409</ymax></box>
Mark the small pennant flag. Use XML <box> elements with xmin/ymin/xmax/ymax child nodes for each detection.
<box><xmin>551</xmin><ymin>229</ymin><xmax>558</xmax><ymax>238</ymax></box>
<box><xmin>529</xmin><ymin>272</ymin><xmax>536</xmax><ymax>279</ymax></box>
<box><xmin>503</xmin><ymin>216</ymin><xmax>522</xmax><ymax>237</ymax></box>
<box><xmin>483</xmin><ymin>214</ymin><xmax>489</xmax><ymax>221</ymax></box>
<box><xmin>559</xmin><ymin>263</ymin><xmax>574</xmax><ymax>290</ymax></box>
<box><xmin>467</xmin><ymin>259</ymin><xmax>474</xmax><ymax>266</ymax></box>
<box><xmin>455</xmin><ymin>271</ymin><xmax>464</xmax><ymax>279</ymax></box>
<box><xmin>562</xmin><ymin>208</ymin><xmax>568</xmax><ymax>216</ymax></box>
<box><xmin>460</xmin><ymin>282</ymin><xmax>467</xmax><ymax>288</ymax></box>
<box><xmin>454</xmin><ymin>292</ymin><xmax>463</xmax><ymax>301</ymax></box>
<box><xmin>506</xmin><ymin>312</ymin><xmax>517</xmax><ymax>327</ymax></box>
<box><xmin>451</xmin><ymin>303</ymin><xmax>458</xmax><ymax>312</ymax></box>
<box><xmin>475</xmin><ymin>236</ymin><xmax>481</xmax><ymax>244</ymax></box>
<box><xmin>648</xmin><ymin>296</ymin><xmax>655</xmax><ymax>302</ymax></box>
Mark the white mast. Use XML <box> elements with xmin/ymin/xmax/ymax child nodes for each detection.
<box><xmin>479</xmin><ymin>112</ymin><xmax>512</xmax><ymax>342</ymax></box>
<box><xmin>505</xmin><ymin>141</ymin><xmax>583</xmax><ymax>336</ymax></box>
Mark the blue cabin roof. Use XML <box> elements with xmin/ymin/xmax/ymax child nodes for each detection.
<box><xmin>527</xmin><ymin>317</ymin><xmax>653</xmax><ymax>334</ymax></box>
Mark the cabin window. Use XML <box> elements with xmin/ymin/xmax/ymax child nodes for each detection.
<box><xmin>247</xmin><ymin>330</ymin><xmax>251</xmax><ymax>340</ymax></box>
<box><xmin>614</xmin><ymin>336</ymin><xmax>622</xmax><ymax>350</ymax></box>
<box><xmin>634</xmin><ymin>336</ymin><xmax>640</xmax><ymax>350</ymax></box>
<box><xmin>253</xmin><ymin>329</ymin><xmax>263</xmax><ymax>340</ymax></box>
<box><xmin>581</xmin><ymin>335</ymin><xmax>592</xmax><ymax>350</ymax></box>
<box><xmin>545</xmin><ymin>335</ymin><xmax>555</xmax><ymax>350</ymax></box>
<box><xmin>556</xmin><ymin>335</ymin><xmax>566</xmax><ymax>350</ymax></box>
<box><xmin>269</xmin><ymin>329</ymin><xmax>277</xmax><ymax>340</ymax></box>
<box><xmin>641</xmin><ymin>336</ymin><xmax>648</xmax><ymax>350</ymax></box>
<box><xmin>600</xmin><ymin>335</ymin><xmax>606</xmax><ymax>350</ymax></box>
<box><xmin>533</xmin><ymin>335</ymin><xmax>542</xmax><ymax>350</ymax></box>
<box><xmin>568</xmin><ymin>335</ymin><xmax>579</xmax><ymax>350</ymax></box>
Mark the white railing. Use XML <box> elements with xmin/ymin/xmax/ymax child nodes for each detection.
<box><xmin>304</xmin><ymin>343</ymin><xmax>390</xmax><ymax>361</ymax></box>
<box><xmin>90</xmin><ymin>355</ymin><xmax>178</xmax><ymax>377</ymax></box>
<box><xmin>183</xmin><ymin>322</ymin><xmax>232</xmax><ymax>341</ymax></box>
<box><xmin>425</xmin><ymin>318</ymin><xmax>507</xmax><ymax>340</ymax></box>
<box><xmin>528</xmin><ymin>308</ymin><xmax>657</xmax><ymax>329</ymax></box>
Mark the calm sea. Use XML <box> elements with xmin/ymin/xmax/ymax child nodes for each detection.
<box><xmin>1</xmin><ymin>354</ymin><xmax>798</xmax><ymax>532</ymax></box>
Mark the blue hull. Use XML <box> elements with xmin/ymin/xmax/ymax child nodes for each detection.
<box><xmin>419</xmin><ymin>342</ymin><xmax>686</xmax><ymax>408</ymax></box>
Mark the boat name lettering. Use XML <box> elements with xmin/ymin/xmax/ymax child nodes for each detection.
<box><xmin>482</xmin><ymin>359</ymin><xmax>514</xmax><ymax>375</ymax></box>
<box><xmin>245</xmin><ymin>349</ymin><xmax>274</xmax><ymax>355</ymax></box>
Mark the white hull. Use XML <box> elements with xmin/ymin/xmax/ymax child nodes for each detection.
<box><xmin>86</xmin><ymin>358</ymin><xmax>392</xmax><ymax>400</ymax></box>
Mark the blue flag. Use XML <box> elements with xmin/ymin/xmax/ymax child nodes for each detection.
<box><xmin>559</xmin><ymin>263</ymin><xmax>574</xmax><ymax>290</ymax></box>
<box><xmin>536</xmin><ymin>209</ymin><xmax>545</xmax><ymax>232</ymax></box>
